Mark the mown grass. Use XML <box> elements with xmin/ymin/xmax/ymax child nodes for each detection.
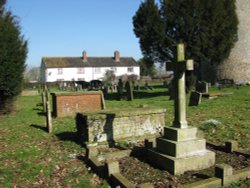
<box><xmin>0</xmin><ymin>84</ymin><xmax>250</xmax><ymax>187</ymax></box>
<box><xmin>0</xmin><ymin>96</ymin><xmax>107</xmax><ymax>187</ymax></box>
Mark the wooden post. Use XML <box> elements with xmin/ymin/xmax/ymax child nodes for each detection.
<box><xmin>44</xmin><ymin>85</ymin><xmax>49</xmax><ymax>102</ymax></box>
<box><xmin>46</xmin><ymin>100</ymin><xmax>52</xmax><ymax>133</ymax></box>
<box><xmin>42</xmin><ymin>91</ymin><xmax>46</xmax><ymax>112</ymax></box>
<box><xmin>101</xmin><ymin>91</ymin><xmax>106</xmax><ymax>110</ymax></box>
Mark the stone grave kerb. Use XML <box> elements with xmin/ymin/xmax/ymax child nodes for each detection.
<box><xmin>171</xmin><ymin>43</ymin><xmax>194</xmax><ymax>128</ymax></box>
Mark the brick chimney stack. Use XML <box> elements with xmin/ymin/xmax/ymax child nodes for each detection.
<box><xmin>82</xmin><ymin>50</ymin><xmax>87</xmax><ymax>62</ymax></box>
<box><xmin>114</xmin><ymin>50</ymin><xmax>120</xmax><ymax>62</ymax></box>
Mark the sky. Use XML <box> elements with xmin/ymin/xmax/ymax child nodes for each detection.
<box><xmin>6</xmin><ymin>0</ymin><xmax>145</xmax><ymax>68</ymax></box>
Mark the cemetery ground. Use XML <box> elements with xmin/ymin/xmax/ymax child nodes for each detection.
<box><xmin>0</xmin><ymin>84</ymin><xmax>250</xmax><ymax>187</ymax></box>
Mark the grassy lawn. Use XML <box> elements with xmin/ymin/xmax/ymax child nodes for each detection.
<box><xmin>0</xmin><ymin>85</ymin><xmax>250</xmax><ymax>187</ymax></box>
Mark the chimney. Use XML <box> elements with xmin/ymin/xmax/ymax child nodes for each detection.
<box><xmin>114</xmin><ymin>50</ymin><xmax>120</xmax><ymax>62</ymax></box>
<box><xmin>82</xmin><ymin>50</ymin><xmax>87</xmax><ymax>62</ymax></box>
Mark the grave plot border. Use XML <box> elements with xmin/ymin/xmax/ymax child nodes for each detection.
<box><xmin>84</xmin><ymin>141</ymin><xmax>250</xmax><ymax>188</ymax></box>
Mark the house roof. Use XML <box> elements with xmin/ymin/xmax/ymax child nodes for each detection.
<box><xmin>42</xmin><ymin>57</ymin><xmax>139</xmax><ymax>68</ymax></box>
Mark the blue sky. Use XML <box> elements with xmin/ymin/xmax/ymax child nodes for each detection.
<box><xmin>6</xmin><ymin>0</ymin><xmax>146</xmax><ymax>67</ymax></box>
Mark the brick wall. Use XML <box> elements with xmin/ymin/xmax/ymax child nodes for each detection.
<box><xmin>76</xmin><ymin>108</ymin><xmax>166</xmax><ymax>144</ymax></box>
<box><xmin>51</xmin><ymin>92</ymin><xmax>103</xmax><ymax>117</ymax></box>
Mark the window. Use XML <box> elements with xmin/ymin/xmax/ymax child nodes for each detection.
<box><xmin>77</xmin><ymin>68</ymin><xmax>84</xmax><ymax>74</ymax></box>
<box><xmin>57</xmin><ymin>68</ymin><xmax>63</xmax><ymax>75</ymax></box>
<box><xmin>127</xmin><ymin>67</ymin><xmax>134</xmax><ymax>73</ymax></box>
<box><xmin>111</xmin><ymin>67</ymin><xmax>117</xmax><ymax>73</ymax></box>
<box><xmin>78</xmin><ymin>78</ymin><xmax>85</xmax><ymax>81</ymax></box>
<box><xmin>94</xmin><ymin>68</ymin><xmax>101</xmax><ymax>74</ymax></box>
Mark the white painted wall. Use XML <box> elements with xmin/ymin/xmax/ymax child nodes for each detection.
<box><xmin>44</xmin><ymin>66</ymin><xmax>140</xmax><ymax>82</ymax></box>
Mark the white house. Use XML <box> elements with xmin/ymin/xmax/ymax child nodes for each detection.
<box><xmin>40</xmin><ymin>51</ymin><xmax>140</xmax><ymax>82</ymax></box>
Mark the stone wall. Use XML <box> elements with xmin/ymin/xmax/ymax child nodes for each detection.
<box><xmin>76</xmin><ymin>108</ymin><xmax>166</xmax><ymax>143</ymax></box>
<box><xmin>51</xmin><ymin>91</ymin><xmax>104</xmax><ymax>117</ymax></box>
<box><xmin>218</xmin><ymin>0</ymin><xmax>250</xmax><ymax>83</ymax></box>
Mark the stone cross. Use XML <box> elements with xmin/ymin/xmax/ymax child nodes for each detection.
<box><xmin>171</xmin><ymin>43</ymin><xmax>194</xmax><ymax>128</ymax></box>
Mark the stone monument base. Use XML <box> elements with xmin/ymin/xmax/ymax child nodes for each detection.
<box><xmin>147</xmin><ymin>126</ymin><xmax>215</xmax><ymax>175</ymax></box>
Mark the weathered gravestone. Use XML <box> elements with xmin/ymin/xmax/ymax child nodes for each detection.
<box><xmin>117</xmin><ymin>79</ymin><xmax>123</xmax><ymax>100</ymax></box>
<box><xmin>125</xmin><ymin>81</ymin><xmax>134</xmax><ymax>101</ymax></box>
<box><xmin>196</xmin><ymin>81</ymin><xmax>209</xmax><ymax>93</ymax></box>
<box><xmin>148</xmin><ymin>43</ymin><xmax>215</xmax><ymax>175</ymax></box>
<box><xmin>189</xmin><ymin>91</ymin><xmax>202</xmax><ymax>106</ymax></box>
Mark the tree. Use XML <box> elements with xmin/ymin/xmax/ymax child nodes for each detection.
<box><xmin>138</xmin><ymin>57</ymin><xmax>157</xmax><ymax>77</ymax></box>
<box><xmin>24</xmin><ymin>67</ymin><xmax>40</xmax><ymax>83</ymax></box>
<box><xmin>133</xmin><ymin>0</ymin><xmax>238</xmax><ymax>83</ymax></box>
<box><xmin>103</xmin><ymin>70</ymin><xmax>116</xmax><ymax>85</ymax></box>
<box><xmin>0</xmin><ymin>1</ymin><xmax>28</xmax><ymax>114</ymax></box>
<box><xmin>133</xmin><ymin>0</ymin><xmax>165</xmax><ymax>63</ymax></box>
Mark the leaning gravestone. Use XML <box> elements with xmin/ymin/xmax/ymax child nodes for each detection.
<box><xmin>148</xmin><ymin>43</ymin><xmax>215</xmax><ymax>175</ymax></box>
<box><xmin>189</xmin><ymin>91</ymin><xmax>202</xmax><ymax>106</ymax></box>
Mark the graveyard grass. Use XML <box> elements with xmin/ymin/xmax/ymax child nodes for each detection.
<box><xmin>0</xmin><ymin>85</ymin><xmax>250</xmax><ymax>187</ymax></box>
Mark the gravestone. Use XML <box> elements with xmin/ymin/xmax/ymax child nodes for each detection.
<box><xmin>196</xmin><ymin>81</ymin><xmax>208</xmax><ymax>93</ymax></box>
<box><xmin>148</xmin><ymin>43</ymin><xmax>215</xmax><ymax>175</ymax></box>
<box><xmin>117</xmin><ymin>79</ymin><xmax>123</xmax><ymax>100</ymax></box>
<box><xmin>189</xmin><ymin>91</ymin><xmax>202</xmax><ymax>106</ymax></box>
<box><xmin>125</xmin><ymin>81</ymin><xmax>133</xmax><ymax>101</ymax></box>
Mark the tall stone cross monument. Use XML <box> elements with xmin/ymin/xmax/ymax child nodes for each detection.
<box><xmin>172</xmin><ymin>43</ymin><xmax>193</xmax><ymax>128</ymax></box>
<box><xmin>148</xmin><ymin>43</ymin><xmax>215</xmax><ymax>175</ymax></box>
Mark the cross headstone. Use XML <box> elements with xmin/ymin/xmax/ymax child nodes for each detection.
<box><xmin>147</xmin><ymin>43</ymin><xmax>215</xmax><ymax>175</ymax></box>
<box><xmin>171</xmin><ymin>43</ymin><xmax>194</xmax><ymax>128</ymax></box>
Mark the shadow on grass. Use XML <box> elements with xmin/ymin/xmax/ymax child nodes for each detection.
<box><xmin>32</xmin><ymin>107</ymin><xmax>46</xmax><ymax>116</ymax></box>
<box><xmin>104</xmin><ymin>91</ymin><xmax>167</xmax><ymax>101</ymax></box>
<box><xmin>56</xmin><ymin>132</ymin><xmax>83</xmax><ymax>147</ymax></box>
<box><xmin>134</xmin><ymin>91</ymin><xmax>167</xmax><ymax>99</ymax></box>
<box><xmin>32</xmin><ymin>107</ymin><xmax>43</xmax><ymax>111</ymax></box>
<box><xmin>30</xmin><ymin>124</ymin><xmax>48</xmax><ymax>132</ymax></box>
<box><xmin>37</xmin><ymin>112</ymin><xmax>46</xmax><ymax>116</ymax></box>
